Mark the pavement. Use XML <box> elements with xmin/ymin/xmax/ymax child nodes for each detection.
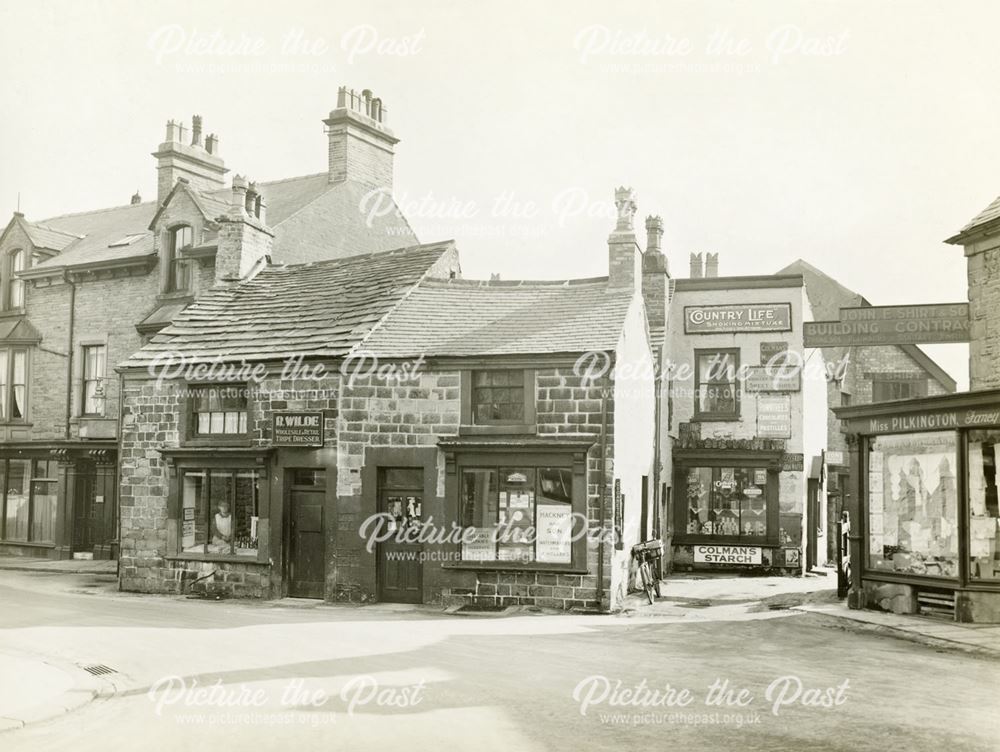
<box><xmin>1</xmin><ymin>566</ymin><xmax>998</xmax><ymax>751</ymax></box>
<box><xmin>0</xmin><ymin>556</ymin><xmax>116</xmax><ymax>575</ymax></box>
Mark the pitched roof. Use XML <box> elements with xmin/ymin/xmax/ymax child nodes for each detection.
<box><xmin>947</xmin><ymin>193</ymin><xmax>1000</xmax><ymax>242</ymax></box>
<box><xmin>121</xmin><ymin>241</ymin><xmax>454</xmax><ymax>368</ymax></box>
<box><xmin>361</xmin><ymin>278</ymin><xmax>631</xmax><ymax>358</ymax></box>
<box><xmin>25</xmin><ymin>174</ymin><xmax>417</xmax><ymax>272</ymax></box>
<box><xmin>777</xmin><ymin>258</ymin><xmax>956</xmax><ymax>392</ymax></box>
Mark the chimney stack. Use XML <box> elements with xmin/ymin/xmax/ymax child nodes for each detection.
<box><xmin>215</xmin><ymin>174</ymin><xmax>274</xmax><ymax>284</ymax></box>
<box><xmin>607</xmin><ymin>187</ymin><xmax>641</xmax><ymax>293</ymax></box>
<box><xmin>689</xmin><ymin>253</ymin><xmax>704</xmax><ymax>278</ymax></box>
<box><xmin>152</xmin><ymin>115</ymin><xmax>227</xmax><ymax>205</ymax></box>
<box><xmin>130</xmin><ymin>190</ymin><xmax>142</xmax><ymax>206</ymax></box>
<box><xmin>705</xmin><ymin>252</ymin><xmax>719</xmax><ymax>278</ymax></box>
<box><xmin>642</xmin><ymin>215</ymin><xmax>670</xmax><ymax>330</ymax></box>
<box><xmin>323</xmin><ymin>86</ymin><xmax>399</xmax><ymax>191</ymax></box>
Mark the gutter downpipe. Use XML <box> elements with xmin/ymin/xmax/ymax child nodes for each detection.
<box><xmin>63</xmin><ymin>271</ymin><xmax>76</xmax><ymax>439</ymax></box>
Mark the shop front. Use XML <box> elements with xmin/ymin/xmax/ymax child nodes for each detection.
<box><xmin>835</xmin><ymin>389</ymin><xmax>1000</xmax><ymax>623</ymax></box>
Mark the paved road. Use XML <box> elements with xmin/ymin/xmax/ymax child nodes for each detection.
<box><xmin>0</xmin><ymin>570</ymin><xmax>997</xmax><ymax>752</ymax></box>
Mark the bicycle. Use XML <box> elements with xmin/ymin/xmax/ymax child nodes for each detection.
<box><xmin>633</xmin><ymin>541</ymin><xmax>663</xmax><ymax>605</ymax></box>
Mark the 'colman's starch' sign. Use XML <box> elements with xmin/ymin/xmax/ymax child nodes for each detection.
<box><xmin>684</xmin><ymin>304</ymin><xmax>792</xmax><ymax>334</ymax></box>
<box><xmin>694</xmin><ymin>545</ymin><xmax>762</xmax><ymax>565</ymax></box>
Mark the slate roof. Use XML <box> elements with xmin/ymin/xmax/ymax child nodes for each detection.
<box><xmin>949</xmin><ymin>193</ymin><xmax>1000</xmax><ymax>240</ymax></box>
<box><xmin>25</xmin><ymin>174</ymin><xmax>417</xmax><ymax>272</ymax></box>
<box><xmin>122</xmin><ymin>241</ymin><xmax>454</xmax><ymax>368</ymax></box>
<box><xmin>361</xmin><ymin>278</ymin><xmax>632</xmax><ymax>358</ymax></box>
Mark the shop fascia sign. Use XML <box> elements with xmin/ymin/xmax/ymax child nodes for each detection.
<box><xmin>272</xmin><ymin>411</ymin><xmax>324</xmax><ymax>447</ymax></box>
<box><xmin>847</xmin><ymin>406</ymin><xmax>1000</xmax><ymax>435</ymax></box>
<box><xmin>804</xmin><ymin>303</ymin><xmax>970</xmax><ymax>347</ymax></box>
<box><xmin>684</xmin><ymin>303</ymin><xmax>792</xmax><ymax>334</ymax></box>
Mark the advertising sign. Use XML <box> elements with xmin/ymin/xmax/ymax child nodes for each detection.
<box><xmin>804</xmin><ymin>303</ymin><xmax>970</xmax><ymax>347</ymax></box>
<box><xmin>536</xmin><ymin>505</ymin><xmax>573</xmax><ymax>563</ymax></box>
<box><xmin>684</xmin><ymin>303</ymin><xmax>792</xmax><ymax>334</ymax></box>
<box><xmin>694</xmin><ymin>545</ymin><xmax>762</xmax><ymax>564</ymax></box>
<box><xmin>760</xmin><ymin>341</ymin><xmax>790</xmax><ymax>365</ymax></box>
<box><xmin>272</xmin><ymin>412</ymin><xmax>324</xmax><ymax>447</ymax></box>
<box><xmin>462</xmin><ymin>527</ymin><xmax>495</xmax><ymax>561</ymax></box>
<box><xmin>758</xmin><ymin>394</ymin><xmax>792</xmax><ymax>438</ymax></box>
<box><xmin>744</xmin><ymin>365</ymin><xmax>801</xmax><ymax>392</ymax></box>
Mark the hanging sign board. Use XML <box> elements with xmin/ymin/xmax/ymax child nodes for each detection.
<box><xmin>272</xmin><ymin>412</ymin><xmax>324</xmax><ymax>446</ymax></box>
<box><xmin>684</xmin><ymin>303</ymin><xmax>792</xmax><ymax>334</ymax></box>
<box><xmin>804</xmin><ymin>303</ymin><xmax>970</xmax><ymax>347</ymax></box>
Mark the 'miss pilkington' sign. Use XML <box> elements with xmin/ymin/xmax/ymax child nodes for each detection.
<box><xmin>684</xmin><ymin>304</ymin><xmax>792</xmax><ymax>334</ymax></box>
<box><xmin>694</xmin><ymin>545</ymin><xmax>762</xmax><ymax>565</ymax></box>
<box><xmin>272</xmin><ymin>412</ymin><xmax>324</xmax><ymax>447</ymax></box>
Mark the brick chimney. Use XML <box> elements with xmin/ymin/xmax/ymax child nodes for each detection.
<box><xmin>642</xmin><ymin>215</ymin><xmax>669</xmax><ymax>330</ymax></box>
<box><xmin>322</xmin><ymin>87</ymin><xmax>398</xmax><ymax>190</ymax></box>
<box><xmin>152</xmin><ymin>116</ymin><xmax>227</xmax><ymax>205</ymax></box>
<box><xmin>214</xmin><ymin>174</ymin><xmax>274</xmax><ymax>284</ymax></box>
<box><xmin>705</xmin><ymin>252</ymin><xmax>719</xmax><ymax>278</ymax></box>
<box><xmin>689</xmin><ymin>252</ymin><xmax>703</xmax><ymax>278</ymax></box>
<box><xmin>607</xmin><ymin>187</ymin><xmax>641</xmax><ymax>293</ymax></box>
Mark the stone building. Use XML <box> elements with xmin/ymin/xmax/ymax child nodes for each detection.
<box><xmin>115</xmin><ymin>187</ymin><xmax>667</xmax><ymax>612</ymax></box>
<box><xmin>664</xmin><ymin>254</ymin><xmax>826</xmax><ymax>575</ymax></box>
<box><xmin>946</xmin><ymin>193</ymin><xmax>1000</xmax><ymax>389</ymax></box>
<box><xmin>0</xmin><ymin>86</ymin><xmax>416</xmax><ymax>559</ymax></box>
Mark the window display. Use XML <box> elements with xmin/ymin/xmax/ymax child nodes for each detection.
<box><xmin>867</xmin><ymin>432</ymin><xmax>958</xmax><ymax>578</ymax></box>
<box><xmin>969</xmin><ymin>429</ymin><xmax>1000</xmax><ymax>582</ymax></box>
<box><xmin>684</xmin><ymin>466</ymin><xmax>768</xmax><ymax>539</ymax></box>
<box><xmin>460</xmin><ymin>465</ymin><xmax>574</xmax><ymax>564</ymax></box>
<box><xmin>180</xmin><ymin>469</ymin><xmax>259</xmax><ymax>556</ymax></box>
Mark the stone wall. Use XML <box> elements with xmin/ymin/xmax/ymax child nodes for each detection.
<box><xmin>967</xmin><ymin>246</ymin><xmax>1000</xmax><ymax>390</ymax></box>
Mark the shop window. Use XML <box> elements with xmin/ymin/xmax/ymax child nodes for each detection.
<box><xmin>0</xmin><ymin>458</ymin><xmax>57</xmax><ymax>543</ymax></box>
<box><xmin>867</xmin><ymin>431</ymin><xmax>958</xmax><ymax>578</ymax></box>
<box><xmin>694</xmin><ymin>350</ymin><xmax>739</xmax><ymax>420</ymax></box>
<box><xmin>460</xmin><ymin>465</ymin><xmax>575</xmax><ymax>564</ymax></box>
<box><xmin>0</xmin><ymin>348</ymin><xmax>28</xmax><ymax>422</ymax></box>
<box><xmin>165</xmin><ymin>225</ymin><xmax>194</xmax><ymax>292</ymax></box>
<box><xmin>190</xmin><ymin>385</ymin><xmax>248</xmax><ymax>436</ymax></box>
<box><xmin>682</xmin><ymin>466</ymin><xmax>770</xmax><ymax>540</ymax></box>
<box><xmin>871</xmin><ymin>378</ymin><xmax>927</xmax><ymax>402</ymax></box>
<box><xmin>82</xmin><ymin>344</ymin><xmax>107</xmax><ymax>416</ymax></box>
<box><xmin>969</xmin><ymin>429</ymin><xmax>1000</xmax><ymax>581</ymax></box>
<box><xmin>180</xmin><ymin>469</ymin><xmax>259</xmax><ymax>556</ymax></box>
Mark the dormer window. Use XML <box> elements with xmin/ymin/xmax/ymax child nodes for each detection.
<box><xmin>165</xmin><ymin>225</ymin><xmax>194</xmax><ymax>292</ymax></box>
<box><xmin>6</xmin><ymin>250</ymin><xmax>24</xmax><ymax>310</ymax></box>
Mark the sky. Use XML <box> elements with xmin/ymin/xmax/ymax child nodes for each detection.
<box><xmin>1</xmin><ymin>0</ymin><xmax>993</xmax><ymax>388</ymax></box>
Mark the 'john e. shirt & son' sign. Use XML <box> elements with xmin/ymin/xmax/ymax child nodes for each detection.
<box><xmin>685</xmin><ymin>303</ymin><xmax>792</xmax><ymax>334</ymax></box>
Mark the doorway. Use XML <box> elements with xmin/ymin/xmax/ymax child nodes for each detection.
<box><xmin>377</xmin><ymin>467</ymin><xmax>423</xmax><ymax>603</ymax></box>
<box><xmin>288</xmin><ymin>468</ymin><xmax>326</xmax><ymax>598</ymax></box>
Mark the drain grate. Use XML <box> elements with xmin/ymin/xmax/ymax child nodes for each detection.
<box><xmin>82</xmin><ymin>664</ymin><xmax>117</xmax><ymax>676</ymax></box>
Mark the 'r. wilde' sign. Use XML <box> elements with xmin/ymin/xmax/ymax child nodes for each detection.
<box><xmin>272</xmin><ymin>412</ymin><xmax>324</xmax><ymax>447</ymax></box>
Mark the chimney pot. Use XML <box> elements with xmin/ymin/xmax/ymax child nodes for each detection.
<box><xmin>205</xmin><ymin>133</ymin><xmax>219</xmax><ymax>155</ymax></box>
<box><xmin>705</xmin><ymin>252</ymin><xmax>719</xmax><ymax>278</ymax></box>
<box><xmin>689</xmin><ymin>252</ymin><xmax>704</xmax><ymax>278</ymax></box>
<box><xmin>645</xmin><ymin>215</ymin><xmax>663</xmax><ymax>254</ymax></box>
<box><xmin>191</xmin><ymin>115</ymin><xmax>203</xmax><ymax>147</ymax></box>
<box><xmin>614</xmin><ymin>186</ymin><xmax>637</xmax><ymax>232</ymax></box>
<box><xmin>131</xmin><ymin>190</ymin><xmax>142</xmax><ymax>206</ymax></box>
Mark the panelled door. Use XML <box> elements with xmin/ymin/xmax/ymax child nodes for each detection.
<box><xmin>288</xmin><ymin>468</ymin><xmax>326</xmax><ymax>598</ymax></box>
<box><xmin>377</xmin><ymin>467</ymin><xmax>423</xmax><ymax>604</ymax></box>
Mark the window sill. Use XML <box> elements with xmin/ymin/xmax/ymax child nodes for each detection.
<box><xmin>181</xmin><ymin>437</ymin><xmax>253</xmax><ymax>448</ymax></box>
<box><xmin>166</xmin><ymin>553</ymin><xmax>267</xmax><ymax>565</ymax></box>
<box><xmin>459</xmin><ymin>424</ymin><xmax>537</xmax><ymax>436</ymax></box>
<box><xmin>0</xmin><ymin>308</ymin><xmax>26</xmax><ymax>319</ymax></box>
<box><xmin>442</xmin><ymin>562</ymin><xmax>588</xmax><ymax>574</ymax></box>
